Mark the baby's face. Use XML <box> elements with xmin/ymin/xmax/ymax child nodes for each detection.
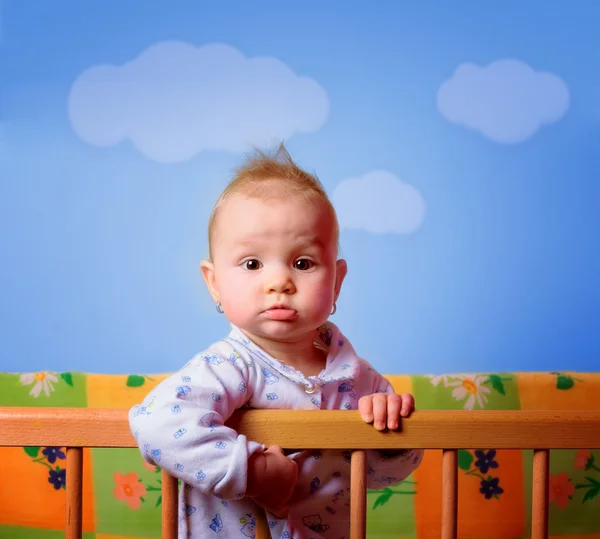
<box><xmin>208</xmin><ymin>192</ymin><xmax>345</xmax><ymax>343</ymax></box>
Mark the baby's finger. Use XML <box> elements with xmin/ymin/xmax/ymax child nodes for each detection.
<box><xmin>372</xmin><ymin>393</ymin><xmax>388</xmax><ymax>430</ymax></box>
<box><xmin>385</xmin><ymin>394</ymin><xmax>402</xmax><ymax>430</ymax></box>
<box><xmin>400</xmin><ymin>393</ymin><xmax>415</xmax><ymax>417</ymax></box>
<box><xmin>358</xmin><ymin>396</ymin><xmax>374</xmax><ymax>423</ymax></box>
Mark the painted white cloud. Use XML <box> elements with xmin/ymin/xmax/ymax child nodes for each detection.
<box><xmin>332</xmin><ymin>171</ymin><xmax>425</xmax><ymax>235</ymax></box>
<box><xmin>437</xmin><ymin>58</ymin><xmax>569</xmax><ymax>143</ymax></box>
<box><xmin>68</xmin><ymin>41</ymin><xmax>329</xmax><ymax>163</ymax></box>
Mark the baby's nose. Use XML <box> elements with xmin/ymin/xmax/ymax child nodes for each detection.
<box><xmin>264</xmin><ymin>266</ymin><xmax>295</xmax><ymax>293</ymax></box>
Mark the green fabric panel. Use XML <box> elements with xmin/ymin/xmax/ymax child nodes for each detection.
<box><xmin>91</xmin><ymin>447</ymin><xmax>163</xmax><ymax>537</ymax></box>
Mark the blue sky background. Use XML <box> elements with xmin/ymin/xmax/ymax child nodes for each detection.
<box><xmin>1</xmin><ymin>0</ymin><xmax>598</xmax><ymax>375</ymax></box>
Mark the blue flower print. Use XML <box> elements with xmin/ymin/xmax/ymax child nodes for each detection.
<box><xmin>331</xmin><ymin>488</ymin><xmax>346</xmax><ymax>503</ymax></box>
<box><xmin>341</xmin><ymin>451</ymin><xmax>351</xmax><ymax>464</ymax></box>
<box><xmin>196</xmin><ymin>470</ymin><xmax>207</xmax><ymax>481</ymax></box>
<box><xmin>171</xmin><ymin>405</ymin><xmax>182</xmax><ymax>414</ymax></box>
<box><xmin>209</xmin><ymin>514</ymin><xmax>223</xmax><ymax>533</ymax></box>
<box><xmin>212</xmin><ymin>392</ymin><xmax>222</xmax><ymax>402</ymax></box>
<box><xmin>176</xmin><ymin>385</ymin><xmax>191</xmax><ymax>397</ymax></box>
<box><xmin>215</xmin><ymin>441</ymin><xmax>227</xmax><ymax>450</ymax></box>
<box><xmin>280</xmin><ymin>533</ymin><xmax>291</xmax><ymax>539</ymax></box>
<box><xmin>48</xmin><ymin>468</ymin><xmax>66</xmax><ymax>489</ymax></box>
<box><xmin>182</xmin><ymin>375</ymin><xmax>191</xmax><ymax>383</ymax></box>
<box><xmin>341</xmin><ymin>363</ymin><xmax>351</xmax><ymax>370</ymax></box>
<box><xmin>173</xmin><ymin>428</ymin><xmax>187</xmax><ymax>439</ymax></box>
<box><xmin>200</xmin><ymin>412</ymin><xmax>218</xmax><ymax>431</ymax></box>
<box><xmin>312</xmin><ymin>450</ymin><xmax>322</xmax><ymax>460</ymax></box>
<box><xmin>338</xmin><ymin>382</ymin><xmax>354</xmax><ymax>393</ymax></box>
<box><xmin>262</xmin><ymin>369</ymin><xmax>279</xmax><ymax>385</ymax></box>
<box><xmin>42</xmin><ymin>447</ymin><xmax>66</xmax><ymax>464</ymax></box>
<box><xmin>343</xmin><ymin>402</ymin><xmax>352</xmax><ymax>410</ymax></box>
<box><xmin>238</xmin><ymin>381</ymin><xmax>247</xmax><ymax>392</ymax></box>
<box><xmin>150</xmin><ymin>448</ymin><xmax>162</xmax><ymax>463</ymax></box>
<box><xmin>311</xmin><ymin>397</ymin><xmax>321</xmax><ymax>408</ymax></box>
<box><xmin>266</xmin><ymin>392</ymin><xmax>278</xmax><ymax>401</ymax></box>
<box><xmin>175</xmin><ymin>463</ymin><xmax>184</xmax><ymax>472</ymax></box>
<box><xmin>474</xmin><ymin>450</ymin><xmax>499</xmax><ymax>474</ymax></box>
<box><xmin>203</xmin><ymin>353</ymin><xmax>224</xmax><ymax>366</ymax></box>
<box><xmin>480</xmin><ymin>477</ymin><xmax>504</xmax><ymax>499</ymax></box>
<box><xmin>185</xmin><ymin>504</ymin><xmax>197</xmax><ymax>516</ymax></box>
<box><xmin>132</xmin><ymin>405</ymin><xmax>151</xmax><ymax>418</ymax></box>
<box><xmin>309</xmin><ymin>477</ymin><xmax>320</xmax><ymax>494</ymax></box>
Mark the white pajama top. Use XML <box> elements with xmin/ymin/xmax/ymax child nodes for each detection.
<box><xmin>129</xmin><ymin>322</ymin><xmax>423</xmax><ymax>539</ymax></box>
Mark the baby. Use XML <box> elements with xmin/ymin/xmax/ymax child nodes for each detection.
<box><xmin>129</xmin><ymin>144</ymin><xmax>424</xmax><ymax>538</ymax></box>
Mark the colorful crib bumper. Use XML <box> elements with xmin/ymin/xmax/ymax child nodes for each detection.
<box><xmin>0</xmin><ymin>371</ymin><xmax>598</xmax><ymax>539</ymax></box>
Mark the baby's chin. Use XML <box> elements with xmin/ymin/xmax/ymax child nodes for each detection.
<box><xmin>240</xmin><ymin>320</ymin><xmax>323</xmax><ymax>343</ymax></box>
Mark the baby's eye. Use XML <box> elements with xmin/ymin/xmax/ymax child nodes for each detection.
<box><xmin>294</xmin><ymin>259</ymin><xmax>314</xmax><ymax>271</ymax></box>
<box><xmin>243</xmin><ymin>259</ymin><xmax>262</xmax><ymax>271</ymax></box>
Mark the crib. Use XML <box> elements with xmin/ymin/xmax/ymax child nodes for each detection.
<box><xmin>1</xmin><ymin>407</ymin><xmax>599</xmax><ymax>539</ymax></box>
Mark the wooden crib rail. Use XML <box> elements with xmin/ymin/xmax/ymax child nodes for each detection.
<box><xmin>2</xmin><ymin>408</ymin><xmax>600</xmax><ymax>449</ymax></box>
<box><xmin>1</xmin><ymin>408</ymin><xmax>600</xmax><ymax>539</ymax></box>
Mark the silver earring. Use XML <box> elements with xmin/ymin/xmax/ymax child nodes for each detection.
<box><xmin>330</xmin><ymin>302</ymin><xmax>336</xmax><ymax>315</ymax></box>
<box><xmin>216</xmin><ymin>301</ymin><xmax>224</xmax><ymax>314</ymax></box>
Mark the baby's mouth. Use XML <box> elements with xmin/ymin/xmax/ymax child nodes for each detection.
<box><xmin>263</xmin><ymin>306</ymin><xmax>297</xmax><ymax>321</ymax></box>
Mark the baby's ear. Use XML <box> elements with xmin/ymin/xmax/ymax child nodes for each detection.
<box><xmin>334</xmin><ymin>258</ymin><xmax>348</xmax><ymax>301</ymax></box>
<box><xmin>200</xmin><ymin>260</ymin><xmax>219</xmax><ymax>303</ymax></box>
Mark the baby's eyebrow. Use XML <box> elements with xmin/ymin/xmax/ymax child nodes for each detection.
<box><xmin>295</xmin><ymin>235</ymin><xmax>325</xmax><ymax>249</ymax></box>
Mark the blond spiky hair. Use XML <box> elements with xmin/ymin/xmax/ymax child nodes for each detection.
<box><xmin>207</xmin><ymin>142</ymin><xmax>339</xmax><ymax>259</ymax></box>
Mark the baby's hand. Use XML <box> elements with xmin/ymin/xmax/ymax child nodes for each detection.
<box><xmin>246</xmin><ymin>445</ymin><xmax>298</xmax><ymax>517</ymax></box>
<box><xmin>358</xmin><ymin>392</ymin><xmax>415</xmax><ymax>431</ymax></box>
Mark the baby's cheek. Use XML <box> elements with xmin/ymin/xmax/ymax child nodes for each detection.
<box><xmin>222</xmin><ymin>300</ymin><xmax>252</xmax><ymax>322</ymax></box>
<box><xmin>313</xmin><ymin>286</ymin><xmax>336</xmax><ymax>311</ymax></box>
<box><xmin>220</xmin><ymin>286</ymin><xmax>255</xmax><ymax>322</ymax></box>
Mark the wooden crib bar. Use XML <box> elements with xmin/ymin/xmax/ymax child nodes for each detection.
<box><xmin>532</xmin><ymin>449</ymin><xmax>550</xmax><ymax>539</ymax></box>
<box><xmin>1</xmin><ymin>408</ymin><xmax>600</xmax><ymax>539</ymax></box>
<box><xmin>65</xmin><ymin>448</ymin><xmax>83</xmax><ymax>539</ymax></box>
<box><xmin>441</xmin><ymin>449</ymin><xmax>458</xmax><ymax>539</ymax></box>
<box><xmin>161</xmin><ymin>471</ymin><xmax>178</xmax><ymax>539</ymax></box>
<box><xmin>350</xmin><ymin>450</ymin><xmax>368</xmax><ymax>538</ymax></box>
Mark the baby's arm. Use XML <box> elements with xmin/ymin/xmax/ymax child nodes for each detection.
<box><xmin>128</xmin><ymin>348</ymin><xmax>264</xmax><ymax>500</ymax></box>
<box><xmin>358</xmin><ymin>364</ymin><xmax>424</xmax><ymax>489</ymax></box>
<box><xmin>366</xmin><ymin>445</ymin><xmax>424</xmax><ymax>490</ymax></box>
